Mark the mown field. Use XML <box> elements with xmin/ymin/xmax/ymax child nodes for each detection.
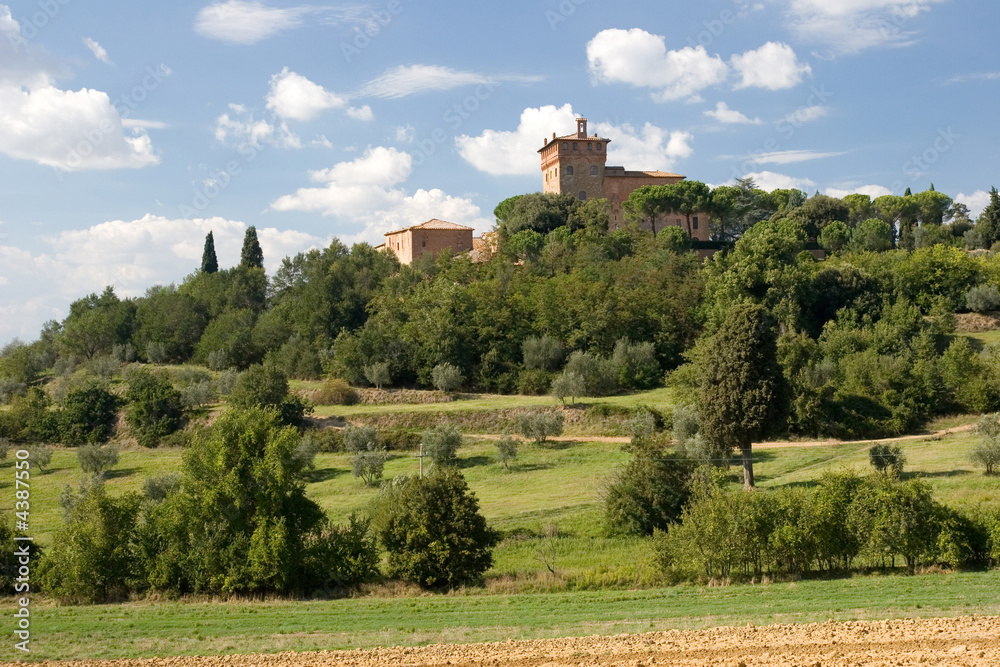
<box><xmin>3</xmin><ymin>383</ymin><xmax>1000</xmax><ymax>662</ymax></box>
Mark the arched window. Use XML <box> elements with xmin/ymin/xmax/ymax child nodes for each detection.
<box><xmin>573</xmin><ymin>143</ymin><xmax>578</xmax><ymax>151</ymax></box>
<box><xmin>587</xmin><ymin>143</ymin><xmax>592</xmax><ymax>151</ymax></box>
<box><xmin>579</xmin><ymin>191</ymin><xmax>587</xmax><ymax>201</ymax></box>
<box><xmin>590</xmin><ymin>166</ymin><xmax>598</xmax><ymax>176</ymax></box>
<box><xmin>597</xmin><ymin>143</ymin><xmax>603</xmax><ymax>151</ymax></box>
<box><xmin>562</xmin><ymin>143</ymin><xmax>568</xmax><ymax>150</ymax></box>
<box><xmin>566</xmin><ymin>166</ymin><xmax>574</xmax><ymax>175</ymax></box>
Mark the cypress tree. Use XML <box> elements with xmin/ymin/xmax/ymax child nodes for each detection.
<box><xmin>240</xmin><ymin>226</ymin><xmax>264</xmax><ymax>270</ymax></box>
<box><xmin>201</xmin><ymin>231</ymin><xmax>219</xmax><ymax>274</ymax></box>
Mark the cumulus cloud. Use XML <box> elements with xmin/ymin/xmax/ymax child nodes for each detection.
<box><xmin>704</xmin><ymin>101</ymin><xmax>762</xmax><ymax>125</ymax></box>
<box><xmin>456</xmin><ymin>104</ymin><xmax>693</xmax><ymax>176</ymax></box>
<box><xmin>0</xmin><ymin>8</ymin><xmax>158</xmax><ymax>171</ymax></box>
<box><xmin>270</xmin><ymin>147</ymin><xmax>490</xmax><ymax>244</ymax></box>
<box><xmin>741</xmin><ymin>171</ymin><xmax>817</xmax><ymax>192</ymax></box>
<box><xmin>83</xmin><ymin>38</ymin><xmax>112</xmax><ymax>65</ymax></box>
<box><xmin>825</xmin><ymin>184</ymin><xmax>894</xmax><ymax>199</ymax></box>
<box><xmin>956</xmin><ymin>190</ymin><xmax>992</xmax><ymax>219</ymax></box>
<box><xmin>0</xmin><ymin>216</ymin><xmax>322</xmax><ymax>342</ymax></box>
<box><xmin>265</xmin><ymin>67</ymin><xmax>347</xmax><ymax>121</ymax></box>
<box><xmin>731</xmin><ymin>42</ymin><xmax>811</xmax><ymax>90</ymax></box>
<box><xmin>587</xmin><ymin>29</ymin><xmax>729</xmax><ymax>102</ymax></box>
<box><xmin>783</xmin><ymin>0</ymin><xmax>947</xmax><ymax>54</ymax></box>
<box><xmin>357</xmin><ymin>64</ymin><xmax>542</xmax><ymax>99</ymax></box>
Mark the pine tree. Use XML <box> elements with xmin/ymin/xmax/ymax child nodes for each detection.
<box><xmin>240</xmin><ymin>226</ymin><xmax>264</xmax><ymax>269</ymax></box>
<box><xmin>201</xmin><ymin>231</ymin><xmax>219</xmax><ymax>274</ymax></box>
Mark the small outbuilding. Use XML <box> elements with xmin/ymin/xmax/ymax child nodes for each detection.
<box><xmin>383</xmin><ymin>219</ymin><xmax>475</xmax><ymax>265</ymax></box>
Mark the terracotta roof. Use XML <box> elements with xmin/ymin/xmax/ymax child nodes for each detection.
<box><xmin>538</xmin><ymin>134</ymin><xmax>611</xmax><ymax>152</ymax></box>
<box><xmin>385</xmin><ymin>219</ymin><xmax>474</xmax><ymax>235</ymax></box>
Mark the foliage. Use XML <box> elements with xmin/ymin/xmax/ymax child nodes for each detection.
<box><xmin>344</xmin><ymin>425</ymin><xmax>387</xmax><ymax>486</ymax></box>
<box><xmin>76</xmin><ymin>444</ymin><xmax>119</xmax><ymax>479</ymax></box>
<box><xmin>421</xmin><ymin>424</ymin><xmax>463</xmax><ymax>467</ymax></box>
<box><xmin>312</xmin><ymin>378</ymin><xmax>359</xmax><ymax>405</ymax></box>
<box><xmin>965</xmin><ymin>284</ymin><xmax>1000</xmax><ymax>313</ymax></box>
<box><xmin>431</xmin><ymin>362</ymin><xmax>465</xmax><ymax>393</ymax></box>
<box><xmin>564</xmin><ymin>350</ymin><xmax>618</xmax><ymax>396</ymax></box>
<box><xmin>60</xmin><ymin>385</ymin><xmax>118</xmax><ymax>445</ymax></box>
<box><xmin>240</xmin><ymin>225</ymin><xmax>264</xmax><ymax>269</ymax></box>
<box><xmin>868</xmin><ymin>444</ymin><xmax>906</xmax><ymax>477</ymax></box>
<box><xmin>604</xmin><ymin>444</ymin><xmax>694</xmax><ymax>536</ymax></box>
<box><xmin>522</xmin><ymin>335</ymin><xmax>564</xmax><ymax>371</ymax></box>
<box><xmin>372</xmin><ymin>469</ymin><xmax>499</xmax><ymax>588</ymax></box>
<box><xmin>364</xmin><ymin>361</ymin><xmax>391</xmax><ymax>390</ymax></box>
<box><xmin>972</xmin><ymin>414</ymin><xmax>1000</xmax><ymax>474</ymax></box>
<box><xmin>550</xmin><ymin>370</ymin><xmax>585</xmax><ymax>405</ymax></box>
<box><xmin>228</xmin><ymin>363</ymin><xmax>310</xmax><ymax>426</ymax></box>
<box><xmin>610</xmin><ymin>338</ymin><xmax>660</xmax><ymax>390</ymax></box>
<box><xmin>514</xmin><ymin>411</ymin><xmax>565</xmax><ymax>444</ymax></box>
<box><xmin>201</xmin><ymin>231</ymin><xmax>219</xmax><ymax>274</ymax></box>
<box><xmin>40</xmin><ymin>486</ymin><xmax>143</xmax><ymax>602</ymax></box>
<box><xmin>124</xmin><ymin>368</ymin><xmax>184</xmax><ymax>447</ymax></box>
<box><xmin>495</xmin><ymin>435</ymin><xmax>518</xmax><ymax>470</ymax></box>
<box><xmin>700</xmin><ymin>303</ymin><xmax>788</xmax><ymax>487</ymax></box>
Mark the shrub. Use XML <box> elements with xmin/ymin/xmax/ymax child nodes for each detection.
<box><xmin>514</xmin><ymin>411</ymin><xmax>564</xmax><ymax>444</ymax></box>
<box><xmin>301</xmin><ymin>516</ymin><xmax>381</xmax><ymax>592</ymax></box>
<box><xmin>550</xmin><ymin>370</ymin><xmax>585</xmax><ymax>405</ymax></box>
<box><xmin>86</xmin><ymin>355</ymin><xmax>122</xmax><ymax>380</ymax></box>
<box><xmin>522</xmin><ymin>335</ymin><xmax>563</xmax><ymax>371</ymax></box>
<box><xmin>972</xmin><ymin>413</ymin><xmax>1000</xmax><ymax>474</ymax></box>
<box><xmin>207</xmin><ymin>349</ymin><xmax>230</xmax><ymax>371</ymax></box>
<box><xmin>124</xmin><ymin>368</ymin><xmax>184</xmax><ymax>448</ymax></box>
<box><xmin>214</xmin><ymin>369</ymin><xmax>239</xmax><ymax>396</ymax></box>
<box><xmin>564</xmin><ymin>350</ymin><xmax>618</xmax><ymax>396</ymax></box>
<box><xmin>611</xmin><ymin>338</ymin><xmax>660</xmax><ymax>390</ymax></box>
<box><xmin>0</xmin><ymin>378</ymin><xmax>26</xmax><ymax>404</ymax></box>
<box><xmin>869</xmin><ymin>443</ymin><xmax>906</xmax><ymax>477</ymax></box>
<box><xmin>965</xmin><ymin>284</ymin><xmax>1000</xmax><ymax>313</ymax></box>
<box><xmin>60</xmin><ymin>385</ymin><xmax>118</xmax><ymax>445</ymax></box>
<box><xmin>604</xmin><ymin>446</ymin><xmax>695</xmax><ymax>536</ymax></box>
<box><xmin>312</xmin><ymin>379</ymin><xmax>359</xmax><ymax>406</ymax></box>
<box><xmin>267</xmin><ymin>334</ymin><xmax>323</xmax><ymax>380</ymax></box>
<box><xmin>39</xmin><ymin>486</ymin><xmax>143</xmax><ymax>603</ymax></box>
<box><xmin>143</xmin><ymin>473</ymin><xmax>181</xmax><ymax>501</ymax></box>
<box><xmin>180</xmin><ymin>380</ymin><xmax>217</xmax><ymax>409</ymax></box>
<box><xmin>145</xmin><ymin>341</ymin><xmax>169</xmax><ymax>364</ymax></box>
<box><xmin>495</xmin><ymin>436</ymin><xmax>518</xmax><ymax>470</ymax></box>
<box><xmin>111</xmin><ymin>343</ymin><xmax>137</xmax><ymax>364</ymax></box>
<box><xmin>363</xmin><ymin>362</ymin><xmax>391</xmax><ymax>389</ymax></box>
<box><xmin>421</xmin><ymin>424</ymin><xmax>462</xmax><ymax>467</ymax></box>
<box><xmin>372</xmin><ymin>469</ymin><xmax>499</xmax><ymax>588</ymax></box>
<box><xmin>26</xmin><ymin>445</ymin><xmax>53</xmax><ymax>472</ymax></box>
<box><xmin>517</xmin><ymin>369</ymin><xmax>552</xmax><ymax>395</ymax></box>
<box><xmin>344</xmin><ymin>425</ymin><xmax>387</xmax><ymax>486</ymax></box>
<box><xmin>431</xmin><ymin>363</ymin><xmax>464</xmax><ymax>393</ymax></box>
<box><xmin>229</xmin><ymin>363</ymin><xmax>310</xmax><ymax>427</ymax></box>
<box><xmin>77</xmin><ymin>444</ymin><xmax>119</xmax><ymax>479</ymax></box>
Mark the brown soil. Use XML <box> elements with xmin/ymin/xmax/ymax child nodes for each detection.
<box><xmin>25</xmin><ymin>616</ymin><xmax>1000</xmax><ymax>666</ymax></box>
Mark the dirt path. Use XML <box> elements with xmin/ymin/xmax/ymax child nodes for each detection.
<box><xmin>25</xmin><ymin>616</ymin><xmax>1000</xmax><ymax>666</ymax></box>
<box><xmin>470</xmin><ymin>423</ymin><xmax>977</xmax><ymax>449</ymax></box>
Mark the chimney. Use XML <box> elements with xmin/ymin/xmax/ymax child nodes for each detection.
<box><xmin>576</xmin><ymin>118</ymin><xmax>587</xmax><ymax>139</ymax></box>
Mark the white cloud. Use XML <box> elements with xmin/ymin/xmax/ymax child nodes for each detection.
<box><xmin>456</xmin><ymin>104</ymin><xmax>577</xmax><ymax>176</ymax></box>
<box><xmin>782</xmin><ymin>105</ymin><xmax>830</xmax><ymax>125</ymax></box>
<box><xmin>948</xmin><ymin>72</ymin><xmax>1000</xmax><ymax>84</ymax></box>
<box><xmin>731</xmin><ymin>42</ymin><xmax>811</xmax><ymax>90</ymax></box>
<box><xmin>265</xmin><ymin>68</ymin><xmax>347</xmax><ymax>121</ymax></box>
<box><xmin>214</xmin><ymin>103</ymin><xmax>300</xmax><ymax>149</ymax></box>
<box><xmin>742</xmin><ymin>171</ymin><xmax>817</xmax><ymax>192</ymax></box>
<box><xmin>270</xmin><ymin>146</ymin><xmax>490</xmax><ymax>244</ymax></box>
<box><xmin>594</xmin><ymin>121</ymin><xmax>693</xmax><ymax>170</ymax></box>
<box><xmin>752</xmin><ymin>150</ymin><xmax>846</xmax><ymax>165</ymax></box>
<box><xmin>83</xmin><ymin>37</ymin><xmax>112</xmax><ymax>65</ymax></box>
<box><xmin>825</xmin><ymin>184</ymin><xmax>894</xmax><ymax>199</ymax></box>
<box><xmin>455</xmin><ymin>105</ymin><xmax>694</xmax><ymax>177</ymax></box>
<box><xmin>956</xmin><ymin>190</ymin><xmax>991</xmax><ymax>219</ymax></box>
<box><xmin>783</xmin><ymin>0</ymin><xmax>947</xmax><ymax>54</ymax></box>
<box><xmin>0</xmin><ymin>10</ymin><xmax>158</xmax><ymax>171</ymax></box>
<box><xmin>194</xmin><ymin>0</ymin><xmax>310</xmax><ymax>44</ymax></box>
<box><xmin>392</xmin><ymin>124</ymin><xmax>416</xmax><ymax>143</ymax></box>
<box><xmin>0</xmin><ymin>85</ymin><xmax>159</xmax><ymax>170</ymax></box>
<box><xmin>122</xmin><ymin>118</ymin><xmax>169</xmax><ymax>130</ymax></box>
<box><xmin>0</xmin><ymin>216</ymin><xmax>322</xmax><ymax>342</ymax></box>
<box><xmin>587</xmin><ymin>28</ymin><xmax>729</xmax><ymax>102</ymax></box>
<box><xmin>357</xmin><ymin>64</ymin><xmax>542</xmax><ymax>99</ymax></box>
<box><xmin>346</xmin><ymin>105</ymin><xmax>373</xmax><ymax>121</ymax></box>
<box><xmin>704</xmin><ymin>101</ymin><xmax>762</xmax><ymax>125</ymax></box>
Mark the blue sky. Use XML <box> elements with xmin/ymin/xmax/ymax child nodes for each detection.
<box><xmin>2</xmin><ymin>0</ymin><xmax>1000</xmax><ymax>345</ymax></box>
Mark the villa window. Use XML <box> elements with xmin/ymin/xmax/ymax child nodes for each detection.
<box><xmin>566</xmin><ymin>166</ymin><xmax>574</xmax><ymax>175</ymax></box>
<box><xmin>590</xmin><ymin>166</ymin><xmax>598</xmax><ymax>176</ymax></box>
<box><xmin>562</xmin><ymin>143</ymin><xmax>568</xmax><ymax>150</ymax></box>
<box><xmin>579</xmin><ymin>191</ymin><xmax>587</xmax><ymax>201</ymax></box>
<box><xmin>692</xmin><ymin>216</ymin><xmax>699</xmax><ymax>230</ymax></box>
<box><xmin>573</xmin><ymin>143</ymin><xmax>578</xmax><ymax>150</ymax></box>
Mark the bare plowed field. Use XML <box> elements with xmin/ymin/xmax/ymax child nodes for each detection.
<box><xmin>22</xmin><ymin>616</ymin><xmax>1000</xmax><ymax>667</ymax></box>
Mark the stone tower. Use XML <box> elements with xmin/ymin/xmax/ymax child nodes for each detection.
<box><xmin>537</xmin><ymin>118</ymin><xmax>610</xmax><ymax>202</ymax></box>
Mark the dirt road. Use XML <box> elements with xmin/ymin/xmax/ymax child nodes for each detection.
<box><xmin>26</xmin><ymin>616</ymin><xmax>1000</xmax><ymax>666</ymax></box>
